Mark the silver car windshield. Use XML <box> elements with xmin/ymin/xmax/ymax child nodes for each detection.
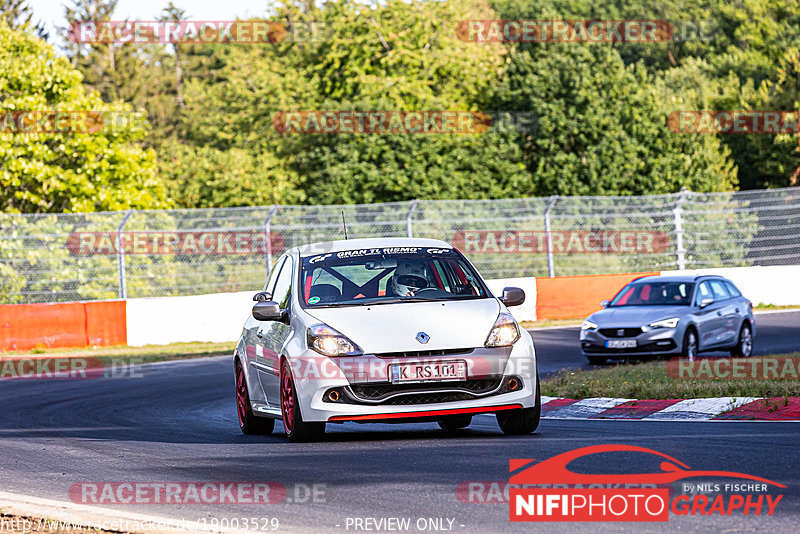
<box><xmin>610</xmin><ymin>282</ymin><xmax>695</xmax><ymax>307</ymax></box>
<box><xmin>300</xmin><ymin>247</ymin><xmax>488</xmax><ymax>307</ymax></box>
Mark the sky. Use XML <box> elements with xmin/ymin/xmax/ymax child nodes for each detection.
<box><xmin>29</xmin><ymin>0</ymin><xmax>269</xmax><ymax>39</ymax></box>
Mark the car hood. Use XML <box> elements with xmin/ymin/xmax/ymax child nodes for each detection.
<box><xmin>589</xmin><ymin>305</ymin><xmax>691</xmax><ymax>327</ymax></box>
<box><xmin>304</xmin><ymin>298</ymin><xmax>501</xmax><ymax>354</ymax></box>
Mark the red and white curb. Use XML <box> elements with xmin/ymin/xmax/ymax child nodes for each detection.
<box><xmin>541</xmin><ymin>396</ymin><xmax>800</xmax><ymax>421</ymax></box>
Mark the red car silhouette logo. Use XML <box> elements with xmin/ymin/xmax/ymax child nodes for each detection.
<box><xmin>510</xmin><ymin>444</ymin><xmax>785</xmax><ymax>487</ymax></box>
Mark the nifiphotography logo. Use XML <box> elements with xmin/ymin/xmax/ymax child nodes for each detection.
<box><xmin>509</xmin><ymin>445</ymin><xmax>785</xmax><ymax>522</ymax></box>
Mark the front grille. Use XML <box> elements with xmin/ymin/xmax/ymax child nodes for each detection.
<box><xmin>598</xmin><ymin>328</ymin><xmax>643</xmax><ymax>338</ymax></box>
<box><xmin>374</xmin><ymin>348</ymin><xmax>474</xmax><ymax>359</ymax></box>
<box><xmin>380</xmin><ymin>392</ymin><xmax>476</xmax><ymax>405</ymax></box>
<box><xmin>345</xmin><ymin>377</ymin><xmax>503</xmax><ymax>404</ymax></box>
<box><xmin>582</xmin><ymin>340</ymin><xmax>677</xmax><ymax>354</ymax></box>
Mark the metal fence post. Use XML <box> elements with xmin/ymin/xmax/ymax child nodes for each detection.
<box><xmin>406</xmin><ymin>199</ymin><xmax>419</xmax><ymax>238</ymax></box>
<box><xmin>544</xmin><ymin>195</ymin><xmax>559</xmax><ymax>278</ymax></box>
<box><xmin>673</xmin><ymin>188</ymin><xmax>689</xmax><ymax>270</ymax></box>
<box><xmin>116</xmin><ymin>210</ymin><xmax>134</xmax><ymax>299</ymax></box>
<box><xmin>264</xmin><ymin>205</ymin><xmax>280</xmax><ymax>276</ymax></box>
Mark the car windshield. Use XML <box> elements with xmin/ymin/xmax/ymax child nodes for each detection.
<box><xmin>300</xmin><ymin>247</ymin><xmax>488</xmax><ymax>307</ymax></box>
<box><xmin>610</xmin><ymin>282</ymin><xmax>695</xmax><ymax>307</ymax></box>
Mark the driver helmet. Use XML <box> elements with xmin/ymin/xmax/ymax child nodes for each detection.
<box><xmin>391</xmin><ymin>260</ymin><xmax>429</xmax><ymax>296</ymax></box>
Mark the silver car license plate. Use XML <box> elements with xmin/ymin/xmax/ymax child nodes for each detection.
<box><xmin>606</xmin><ymin>339</ymin><xmax>637</xmax><ymax>349</ymax></box>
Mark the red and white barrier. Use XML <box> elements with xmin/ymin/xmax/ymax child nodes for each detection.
<box><xmin>2</xmin><ymin>266</ymin><xmax>798</xmax><ymax>350</ymax></box>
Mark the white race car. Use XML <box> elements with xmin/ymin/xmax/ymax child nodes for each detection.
<box><xmin>234</xmin><ymin>238</ymin><xmax>540</xmax><ymax>441</ymax></box>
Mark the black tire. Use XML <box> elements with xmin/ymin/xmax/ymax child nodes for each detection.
<box><xmin>280</xmin><ymin>360</ymin><xmax>325</xmax><ymax>442</ymax></box>
<box><xmin>497</xmin><ymin>373</ymin><xmax>540</xmax><ymax>435</ymax></box>
<box><xmin>730</xmin><ymin>323</ymin><xmax>753</xmax><ymax>357</ymax></box>
<box><xmin>235</xmin><ymin>360</ymin><xmax>275</xmax><ymax>435</ymax></box>
<box><xmin>437</xmin><ymin>415</ymin><xmax>472</xmax><ymax>431</ymax></box>
<box><xmin>586</xmin><ymin>355</ymin><xmax>607</xmax><ymax>365</ymax></box>
<box><xmin>682</xmin><ymin>328</ymin><xmax>699</xmax><ymax>360</ymax></box>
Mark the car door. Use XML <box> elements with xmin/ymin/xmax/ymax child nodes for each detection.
<box><xmin>256</xmin><ymin>254</ymin><xmax>295</xmax><ymax>406</ymax></box>
<box><xmin>694</xmin><ymin>281</ymin><xmax>725</xmax><ymax>349</ymax></box>
<box><xmin>243</xmin><ymin>256</ymin><xmax>286</xmax><ymax>407</ymax></box>
<box><xmin>709</xmin><ymin>280</ymin><xmax>738</xmax><ymax>346</ymax></box>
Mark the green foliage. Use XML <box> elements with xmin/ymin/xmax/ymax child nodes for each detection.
<box><xmin>0</xmin><ymin>21</ymin><xmax>167</xmax><ymax>213</ymax></box>
<box><xmin>489</xmin><ymin>45</ymin><xmax>737</xmax><ymax>196</ymax></box>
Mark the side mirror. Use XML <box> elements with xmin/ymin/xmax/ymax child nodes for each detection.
<box><xmin>501</xmin><ymin>287</ymin><xmax>525</xmax><ymax>307</ymax></box>
<box><xmin>253</xmin><ymin>291</ymin><xmax>272</xmax><ymax>302</ymax></box>
<box><xmin>699</xmin><ymin>298</ymin><xmax>715</xmax><ymax>309</ymax></box>
<box><xmin>252</xmin><ymin>301</ymin><xmax>284</xmax><ymax>322</ymax></box>
<box><xmin>601</xmin><ymin>300</ymin><xmax>610</xmax><ymax>308</ymax></box>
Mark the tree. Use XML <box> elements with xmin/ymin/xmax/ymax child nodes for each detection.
<box><xmin>0</xmin><ymin>0</ymin><xmax>46</xmax><ymax>38</ymax></box>
<box><xmin>488</xmin><ymin>46</ymin><xmax>737</xmax><ymax>196</ymax></box>
<box><xmin>0</xmin><ymin>21</ymin><xmax>167</xmax><ymax>212</ymax></box>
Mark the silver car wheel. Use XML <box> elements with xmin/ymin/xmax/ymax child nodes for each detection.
<box><xmin>740</xmin><ymin>325</ymin><xmax>753</xmax><ymax>357</ymax></box>
<box><xmin>685</xmin><ymin>330</ymin><xmax>698</xmax><ymax>361</ymax></box>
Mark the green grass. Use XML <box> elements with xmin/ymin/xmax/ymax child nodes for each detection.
<box><xmin>0</xmin><ymin>341</ymin><xmax>235</xmax><ymax>364</ymax></box>
<box><xmin>541</xmin><ymin>356</ymin><xmax>800</xmax><ymax>399</ymax></box>
<box><xmin>520</xmin><ymin>318</ymin><xmax>581</xmax><ymax>329</ymax></box>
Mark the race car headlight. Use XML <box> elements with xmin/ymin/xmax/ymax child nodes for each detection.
<box><xmin>581</xmin><ymin>320</ymin><xmax>599</xmax><ymax>331</ymax></box>
<box><xmin>649</xmin><ymin>317</ymin><xmax>679</xmax><ymax>329</ymax></box>
<box><xmin>485</xmin><ymin>312</ymin><xmax>520</xmax><ymax>347</ymax></box>
<box><xmin>307</xmin><ymin>324</ymin><xmax>363</xmax><ymax>357</ymax></box>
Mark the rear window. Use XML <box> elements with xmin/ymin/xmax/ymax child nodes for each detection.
<box><xmin>725</xmin><ymin>281</ymin><xmax>742</xmax><ymax>297</ymax></box>
<box><xmin>709</xmin><ymin>280</ymin><xmax>732</xmax><ymax>300</ymax></box>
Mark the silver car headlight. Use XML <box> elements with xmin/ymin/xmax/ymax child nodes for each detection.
<box><xmin>581</xmin><ymin>320</ymin><xmax>599</xmax><ymax>331</ymax></box>
<box><xmin>485</xmin><ymin>312</ymin><xmax>520</xmax><ymax>347</ymax></box>
<box><xmin>649</xmin><ymin>317</ymin><xmax>680</xmax><ymax>329</ymax></box>
<box><xmin>307</xmin><ymin>324</ymin><xmax>363</xmax><ymax>357</ymax></box>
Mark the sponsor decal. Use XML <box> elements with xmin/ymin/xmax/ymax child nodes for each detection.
<box><xmin>505</xmin><ymin>445</ymin><xmax>784</xmax><ymax>522</ymax></box>
<box><xmin>668</xmin><ymin>111</ymin><xmax>800</xmax><ymax>134</ymax></box>
<box><xmin>66</xmin><ymin>231</ymin><xmax>284</xmax><ymax>256</ymax></box>
<box><xmin>452</xmin><ymin>230</ymin><xmax>671</xmax><ymax>254</ymax></box>
<box><xmin>456</xmin><ymin>20</ymin><xmax>673</xmax><ymax>43</ymax></box>
<box><xmin>667</xmin><ymin>356</ymin><xmax>800</xmax><ymax>380</ymax></box>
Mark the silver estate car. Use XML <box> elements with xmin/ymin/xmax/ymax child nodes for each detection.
<box><xmin>580</xmin><ymin>275</ymin><xmax>755</xmax><ymax>365</ymax></box>
<box><xmin>234</xmin><ymin>238</ymin><xmax>541</xmax><ymax>442</ymax></box>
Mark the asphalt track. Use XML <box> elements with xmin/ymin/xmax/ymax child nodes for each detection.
<box><xmin>534</xmin><ymin>310</ymin><xmax>800</xmax><ymax>375</ymax></box>
<box><xmin>0</xmin><ymin>311</ymin><xmax>798</xmax><ymax>533</ymax></box>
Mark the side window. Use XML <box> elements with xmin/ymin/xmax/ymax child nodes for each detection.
<box><xmin>271</xmin><ymin>256</ymin><xmax>294</xmax><ymax>310</ymax></box>
<box><xmin>696</xmin><ymin>282</ymin><xmax>712</xmax><ymax>305</ymax></box>
<box><xmin>264</xmin><ymin>257</ymin><xmax>286</xmax><ymax>294</ymax></box>
<box><xmin>710</xmin><ymin>280</ymin><xmax>731</xmax><ymax>301</ymax></box>
<box><xmin>725</xmin><ymin>281</ymin><xmax>742</xmax><ymax>297</ymax></box>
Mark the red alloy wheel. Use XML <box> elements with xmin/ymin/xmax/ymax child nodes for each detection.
<box><xmin>235</xmin><ymin>364</ymin><xmax>247</xmax><ymax>427</ymax></box>
<box><xmin>281</xmin><ymin>365</ymin><xmax>295</xmax><ymax>433</ymax></box>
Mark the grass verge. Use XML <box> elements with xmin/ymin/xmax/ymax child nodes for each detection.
<box><xmin>541</xmin><ymin>356</ymin><xmax>800</xmax><ymax>399</ymax></box>
<box><xmin>0</xmin><ymin>342</ymin><xmax>235</xmax><ymax>364</ymax></box>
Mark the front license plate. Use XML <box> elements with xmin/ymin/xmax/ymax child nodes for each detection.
<box><xmin>390</xmin><ymin>360</ymin><xmax>467</xmax><ymax>384</ymax></box>
<box><xmin>606</xmin><ymin>339</ymin><xmax>638</xmax><ymax>349</ymax></box>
